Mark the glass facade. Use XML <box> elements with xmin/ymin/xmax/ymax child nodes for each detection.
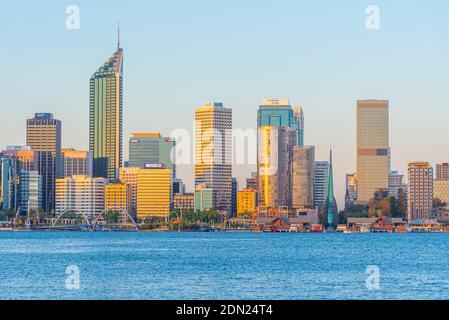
<box><xmin>89</xmin><ymin>46</ymin><xmax>123</xmax><ymax>181</ymax></box>
<box><xmin>257</xmin><ymin>99</ymin><xmax>304</xmax><ymax>146</ymax></box>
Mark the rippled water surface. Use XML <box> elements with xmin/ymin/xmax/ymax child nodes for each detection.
<box><xmin>1</xmin><ymin>232</ymin><xmax>448</xmax><ymax>300</ymax></box>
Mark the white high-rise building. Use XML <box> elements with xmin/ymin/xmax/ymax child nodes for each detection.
<box><xmin>55</xmin><ymin>175</ymin><xmax>107</xmax><ymax>217</ymax></box>
<box><xmin>194</xmin><ymin>102</ymin><xmax>232</xmax><ymax>212</ymax></box>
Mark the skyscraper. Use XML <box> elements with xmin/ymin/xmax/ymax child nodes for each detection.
<box><xmin>314</xmin><ymin>161</ymin><xmax>329</xmax><ymax>207</ymax></box>
<box><xmin>128</xmin><ymin>133</ymin><xmax>176</xmax><ymax>176</ymax></box>
<box><xmin>90</xmin><ymin>30</ymin><xmax>123</xmax><ymax>181</ymax></box>
<box><xmin>119</xmin><ymin>167</ymin><xmax>138</xmax><ymax>217</ymax></box>
<box><xmin>2</xmin><ymin>146</ymin><xmax>37</xmax><ymax>172</ymax></box>
<box><xmin>194</xmin><ymin>102</ymin><xmax>232</xmax><ymax>212</ymax></box>
<box><xmin>356</xmin><ymin>100</ymin><xmax>389</xmax><ymax>202</ymax></box>
<box><xmin>408</xmin><ymin>162</ymin><xmax>433</xmax><ymax>221</ymax></box>
<box><xmin>26</xmin><ymin>113</ymin><xmax>62</xmax><ymax>212</ymax></box>
<box><xmin>257</xmin><ymin>126</ymin><xmax>296</xmax><ymax>208</ymax></box>
<box><xmin>0</xmin><ymin>153</ymin><xmax>18</xmax><ymax>210</ymax></box>
<box><xmin>292</xmin><ymin>146</ymin><xmax>315</xmax><ymax>208</ymax></box>
<box><xmin>257</xmin><ymin>99</ymin><xmax>303</xmax><ymax>146</ymax></box>
<box><xmin>61</xmin><ymin>148</ymin><xmax>93</xmax><ymax>178</ymax></box>
<box><xmin>323</xmin><ymin>149</ymin><xmax>338</xmax><ymax>228</ymax></box>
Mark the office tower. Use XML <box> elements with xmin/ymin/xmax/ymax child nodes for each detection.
<box><xmin>246</xmin><ymin>172</ymin><xmax>258</xmax><ymax>191</ymax></box>
<box><xmin>194</xmin><ymin>184</ymin><xmax>214</xmax><ymax>211</ymax></box>
<box><xmin>129</xmin><ymin>133</ymin><xmax>176</xmax><ymax>175</ymax></box>
<box><xmin>257</xmin><ymin>126</ymin><xmax>296</xmax><ymax>208</ymax></box>
<box><xmin>173</xmin><ymin>193</ymin><xmax>195</xmax><ymax>211</ymax></box>
<box><xmin>119</xmin><ymin>167</ymin><xmax>138</xmax><ymax>217</ymax></box>
<box><xmin>433</xmin><ymin>180</ymin><xmax>449</xmax><ymax>207</ymax></box>
<box><xmin>26</xmin><ymin>113</ymin><xmax>62</xmax><ymax>212</ymax></box>
<box><xmin>237</xmin><ymin>188</ymin><xmax>257</xmax><ymax>217</ymax></box>
<box><xmin>314</xmin><ymin>161</ymin><xmax>329</xmax><ymax>207</ymax></box>
<box><xmin>435</xmin><ymin>163</ymin><xmax>449</xmax><ymax>180</ymax></box>
<box><xmin>408</xmin><ymin>162</ymin><xmax>433</xmax><ymax>221</ymax></box>
<box><xmin>18</xmin><ymin>171</ymin><xmax>42</xmax><ymax>214</ymax></box>
<box><xmin>257</xmin><ymin>99</ymin><xmax>303</xmax><ymax>146</ymax></box>
<box><xmin>323</xmin><ymin>149</ymin><xmax>338</xmax><ymax>228</ymax></box>
<box><xmin>2</xmin><ymin>146</ymin><xmax>37</xmax><ymax>172</ymax></box>
<box><xmin>173</xmin><ymin>178</ymin><xmax>186</xmax><ymax>194</ymax></box>
<box><xmin>194</xmin><ymin>102</ymin><xmax>232</xmax><ymax>212</ymax></box>
<box><xmin>105</xmin><ymin>182</ymin><xmax>131</xmax><ymax>213</ymax></box>
<box><xmin>137</xmin><ymin>164</ymin><xmax>172</xmax><ymax>219</ymax></box>
<box><xmin>345</xmin><ymin>173</ymin><xmax>358</xmax><ymax>208</ymax></box>
<box><xmin>231</xmin><ymin>177</ymin><xmax>238</xmax><ymax>217</ymax></box>
<box><xmin>0</xmin><ymin>153</ymin><xmax>18</xmax><ymax>210</ymax></box>
<box><xmin>55</xmin><ymin>175</ymin><xmax>107</xmax><ymax>217</ymax></box>
<box><xmin>61</xmin><ymin>149</ymin><xmax>93</xmax><ymax>178</ymax></box>
<box><xmin>356</xmin><ymin>100</ymin><xmax>389</xmax><ymax>203</ymax></box>
<box><xmin>388</xmin><ymin>171</ymin><xmax>407</xmax><ymax>198</ymax></box>
<box><xmin>292</xmin><ymin>146</ymin><xmax>315</xmax><ymax>208</ymax></box>
<box><xmin>90</xmin><ymin>32</ymin><xmax>123</xmax><ymax>181</ymax></box>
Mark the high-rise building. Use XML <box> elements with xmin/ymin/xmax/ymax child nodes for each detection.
<box><xmin>194</xmin><ymin>102</ymin><xmax>232</xmax><ymax>212</ymax></box>
<box><xmin>18</xmin><ymin>171</ymin><xmax>42</xmax><ymax>214</ymax></box>
<box><xmin>292</xmin><ymin>146</ymin><xmax>315</xmax><ymax>208</ymax></box>
<box><xmin>435</xmin><ymin>163</ymin><xmax>449</xmax><ymax>180</ymax></box>
<box><xmin>128</xmin><ymin>133</ymin><xmax>176</xmax><ymax>176</ymax></box>
<box><xmin>55</xmin><ymin>175</ymin><xmax>107</xmax><ymax>217</ymax></box>
<box><xmin>194</xmin><ymin>184</ymin><xmax>214</xmax><ymax>212</ymax></box>
<box><xmin>173</xmin><ymin>193</ymin><xmax>195</xmax><ymax>211</ymax></box>
<box><xmin>388</xmin><ymin>171</ymin><xmax>407</xmax><ymax>198</ymax></box>
<box><xmin>257</xmin><ymin>99</ymin><xmax>303</xmax><ymax>146</ymax></box>
<box><xmin>408</xmin><ymin>162</ymin><xmax>433</xmax><ymax>221</ymax></box>
<box><xmin>0</xmin><ymin>153</ymin><xmax>18</xmax><ymax>210</ymax></box>
<box><xmin>119</xmin><ymin>167</ymin><xmax>138</xmax><ymax>217</ymax></box>
<box><xmin>231</xmin><ymin>177</ymin><xmax>238</xmax><ymax>217</ymax></box>
<box><xmin>137</xmin><ymin>164</ymin><xmax>172</xmax><ymax>219</ymax></box>
<box><xmin>314</xmin><ymin>161</ymin><xmax>329</xmax><ymax>207</ymax></box>
<box><xmin>61</xmin><ymin>148</ymin><xmax>93</xmax><ymax>178</ymax></box>
<box><xmin>26</xmin><ymin>113</ymin><xmax>62</xmax><ymax>212</ymax></box>
<box><xmin>90</xmin><ymin>33</ymin><xmax>123</xmax><ymax>181</ymax></box>
<box><xmin>237</xmin><ymin>188</ymin><xmax>257</xmax><ymax>217</ymax></box>
<box><xmin>345</xmin><ymin>173</ymin><xmax>358</xmax><ymax>208</ymax></box>
<box><xmin>105</xmin><ymin>182</ymin><xmax>131</xmax><ymax>213</ymax></box>
<box><xmin>2</xmin><ymin>146</ymin><xmax>37</xmax><ymax>172</ymax></box>
<box><xmin>323</xmin><ymin>149</ymin><xmax>338</xmax><ymax>228</ymax></box>
<box><xmin>356</xmin><ymin>100</ymin><xmax>389</xmax><ymax>202</ymax></box>
<box><xmin>257</xmin><ymin>126</ymin><xmax>296</xmax><ymax>208</ymax></box>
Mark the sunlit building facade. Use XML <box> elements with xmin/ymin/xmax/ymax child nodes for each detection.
<box><xmin>356</xmin><ymin>100</ymin><xmax>389</xmax><ymax>202</ymax></box>
<box><xmin>119</xmin><ymin>167</ymin><xmax>138</xmax><ymax>217</ymax></box>
<box><xmin>55</xmin><ymin>175</ymin><xmax>107</xmax><ymax>217</ymax></box>
<box><xmin>237</xmin><ymin>188</ymin><xmax>257</xmax><ymax>217</ymax></box>
<box><xmin>257</xmin><ymin>126</ymin><xmax>296</xmax><ymax>208</ymax></box>
<box><xmin>408</xmin><ymin>162</ymin><xmax>433</xmax><ymax>221</ymax></box>
<box><xmin>194</xmin><ymin>102</ymin><xmax>232</xmax><ymax>212</ymax></box>
<box><xmin>26</xmin><ymin>113</ymin><xmax>62</xmax><ymax>212</ymax></box>
<box><xmin>292</xmin><ymin>145</ymin><xmax>315</xmax><ymax>208</ymax></box>
<box><xmin>62</xmin><ymin>148</ymin><xmax>93</xmax><ymax>178</ymax></box>
<box><xmin>105</xmin><ymin>182</ymin><xmax>131</xmax><ymax>213</ymax></box>
<box><xmin>137</xmin><ymin>165</ymin><xmax>172</xmax><ymax>219</ymax></box>
<box><xmin>89</xmin><ymin>40</ymin><xmax>123</xmax><ymax>181</ymax></box>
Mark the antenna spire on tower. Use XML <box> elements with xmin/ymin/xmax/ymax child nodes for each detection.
<box><xmin>117</xmin><ymin>22</ymin><xmax>121</xmax><ymax>50</ymax></box>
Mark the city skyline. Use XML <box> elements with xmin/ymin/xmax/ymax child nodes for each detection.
<box><xmin>2</xmin><ymin>1</ymin><xmax>449</xmax><ymax>209</ymax></box>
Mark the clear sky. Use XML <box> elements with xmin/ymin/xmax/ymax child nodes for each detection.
<box><xmin>1</xmin><ymin>0</ymin><xmax>449</xmax><ymax>208</ymax></box>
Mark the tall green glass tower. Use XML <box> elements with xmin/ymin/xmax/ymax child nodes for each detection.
<box><xmin>324</xmin><ymin>148</ymin><xmax>338</xmax><ymax>228</ymax></box>
<box><xmin>89</xmin><ymin>29</ymin><xmax>123</xmax><ymax>181</ymax></box>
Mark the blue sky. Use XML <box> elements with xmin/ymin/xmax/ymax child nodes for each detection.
<box><xmin>1</xmin><ymin>1</ymin><xmax>449</xmax><ymax>207</ymax></box>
